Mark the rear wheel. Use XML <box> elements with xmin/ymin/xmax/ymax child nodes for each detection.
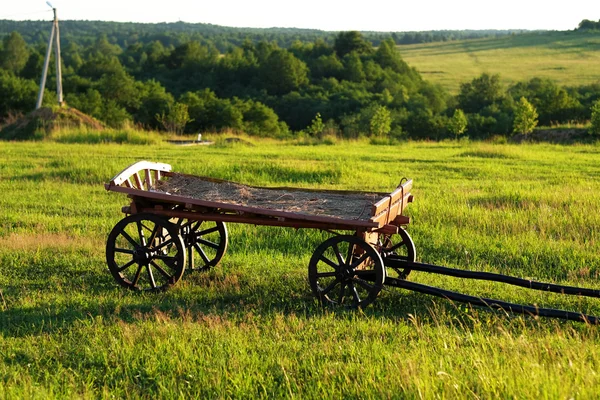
<box><xmin>173</xmin><ymin>218</ymin><xmax>228</xmax><ymax>272</ymax></box>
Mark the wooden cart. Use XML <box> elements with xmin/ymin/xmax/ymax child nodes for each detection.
<box><xmin>105</xmin><ymin>161</ymin><xmax>600</xmax><ymax>322</ymax></box>
<box><xmin>105</xmin><ymin>160</ymin><xmax>415</xmax><ymax>308</ymax></box>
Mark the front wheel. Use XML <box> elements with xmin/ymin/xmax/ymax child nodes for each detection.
<box><xmin>106</xmin><ymin>213</ymin><xmax>186</xmax><ymax>292</ymax></box>
<box><xmin>308</xmin><ymin>235</ymin><xmax>385</xmax><ymax>309</ymax></box>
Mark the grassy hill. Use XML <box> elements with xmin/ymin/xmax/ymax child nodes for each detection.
<box><xmin>399</xmin><ymin>31</ymin><xmax>600</xmax><ymax>93</ymax></box>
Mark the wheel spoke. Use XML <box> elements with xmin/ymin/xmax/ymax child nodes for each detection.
<box><xmin>353</xmin><ymin>277</ymin><xmax>375</xmax><ymax>291</ymax></box>
<box><xmin>194</xmin><ymin>243</ymin><xmax>211</xmax><ymax>265</ymax></box>
<box><xmin>154</xmin><ymin>255</ymin><xmax>177</xmax><ymax>266</ymax></box>
<box><xmin>316</xmin><ymin>271</ymin><xmax>337</xmax><ymax>278</ymax></box>
<box><xmin>196</xmin><ymin>226</ymin><xmax>219</xmax><ymax>236</ymax></box>
<box><xmin>117</xmin><ymin>259</ymin><xmax>136</xmax><ymax>273</ymax></box>
<box><xmin>388</xmin><ymin>240</ymin><xmax>406</xmax><ymax>252</ymax></box>
<box><xmin>320</xmin><ymin>278</ymin><xmax>341</xmax><ymax>296</ymax></box>
<box><xmin>154</xmin><ymin>237</ymin><xmax>174</xmax><ymax>251</ymax></box>
<box><xmin>146</xmin><ymin>265</ymin><xmax>157</xmax><ymax>288</ymax></box>
<box><xmin>350</xmin><ymin>253</ymin><xmax>369</xmax><ymax>269</ymax></box>
<box><xmin>319</xmin><ymin>255</ymin><xmax>340</xmax><ymax>271</ymax></box>
<box><xmin>131</xmin><ymin>264</ymin><xmax>144</xmax><ymax>287</ymax></box>
<box><xmin>337</xmin><ymin>282</ymin><xmax>346</xmax><ymax>304</ymax></box>
<box><xmin>114</xmin><ymin>248</ymin><xmax>135</xmax><ymax>255</ymax></box>
<box><xmin>120</xmin><ymin>230</ymin><xmax>139</xmax><ymax>248</ymax></box>
<box><xmin>346</xmin><ymin>243</ymin><xmax>355</xmax><ymax>266</ymax></box>
<box><xmin>147</xmin><ymin>223</ymin><xmax>160</xmax><ymax>245</ymax></box>
<box><xmin>333</xmin><ymin>243</ymin><xmax>345</xmax><ymax>266</ymax></box>
<box><xmin>350</xmin><ymin>284</ymin><xmax>361</xmax><ymax>305</ymax></box>
<box><xmin>150</xmin><ymin>260</ymin><xmax>173</xmax><ymax>280</ymax></box>
<box><xmin>136</xmin><ymin>221</ymin><xmax>147</xmax><ymax>247</ymax></box>
<box><xmin>197</xmin><ymin>238</ymin><xmax>219</xmax><ymax>249</ymax></box>
<box><xmin>353</xmin><ymin>269</ymin><xmax>377</xmax><ymax>276</ymax></box>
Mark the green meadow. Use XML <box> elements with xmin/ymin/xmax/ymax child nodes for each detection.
<box><xmin>1</xmin><ymin>139</ymin><xmax>600</xmax><ymax>398</ymax></box>
<box><xmin>400</xmin><ymin>31</ymin><xmax>600</xmax><ymax>93</ymax></box>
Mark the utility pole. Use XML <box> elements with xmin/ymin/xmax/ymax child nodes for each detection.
<box><xmin>36</xmin><ymin>3</ymin><xmax>63</xmax><ymax>109</ymax></box>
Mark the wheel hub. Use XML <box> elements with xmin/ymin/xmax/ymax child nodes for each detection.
<box><xmin>133</xmin><ymin>247</ymin><xmax>152</xmax><ymax>264</ymax></box>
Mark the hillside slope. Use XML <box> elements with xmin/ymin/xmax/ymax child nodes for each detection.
<box><xmin>399</xmin><ymin>31</ymin><xmax>600</xmax><ymax>93</ymax></box>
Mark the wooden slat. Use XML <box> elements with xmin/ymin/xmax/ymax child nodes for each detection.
<box><xmin>145</xmin><ymin>169</ymin><xmax>153</xmax><ymax>189</ymax></box>
<box><xmin>124</xmin><ymin>178</ymin><xmax>133</xmax><ymax>188</ymax></box>
<box><xmin>134</xmin><ymin>173</ymin><xmax>143</xmax><ymax>190</ymax></box>
<box><xmin>370</xmin><ymin>180</ymin><xmax>413</xmax><ymax>220</ymax></box>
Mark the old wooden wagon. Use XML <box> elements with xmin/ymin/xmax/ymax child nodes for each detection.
<box><xmin>105</xmin><ymin>161</ymin><xmax>600</xmax><ymax>322</ymax></box>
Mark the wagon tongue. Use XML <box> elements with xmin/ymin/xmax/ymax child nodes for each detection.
<box><xmin>384</xmin><ymin>255</ymin><xmax>600</xmax><ymax>324</ymax></box>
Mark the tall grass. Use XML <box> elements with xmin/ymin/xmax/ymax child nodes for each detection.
<box><xmin>1</xmin><ymin>140</ymin><xmax>600</xmax><ymax>398</ymax></box>
<box><xmin>50</xmin><ymin>127</ymin><xmax>162</xmax><ymax>145</ymax></box>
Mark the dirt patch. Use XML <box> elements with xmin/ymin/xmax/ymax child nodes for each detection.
<box><xmin>0</xmin><ymin>106</ymin><xmax>104</xmax><ymax>140</ymax></box>
<box><xmin>155</xmin><ymin>173</ymin><xmax>383</xmax><ymax>221</ymax></box>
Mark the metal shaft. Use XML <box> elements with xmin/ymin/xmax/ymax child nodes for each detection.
<box><xmin>386</xmin><ymin>257</ymin><xmax>600</xmax><ymax>298</ymax></box>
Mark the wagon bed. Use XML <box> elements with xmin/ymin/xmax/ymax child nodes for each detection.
<box><xmin>105</xmin><ymin>161</ymin><xmax>413</xmax><ymax>233</ymax></box>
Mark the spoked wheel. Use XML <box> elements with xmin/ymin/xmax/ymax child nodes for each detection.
<box><xmin>106</xmin><ymin>213</ymin><xmax>186</xmax><ymax>291</ymax></box>
<box><xmin>308</xmin><ymin>235</ymin><xmax>385</xmax><ymax>309</ymax></box>
<box><xmin>379</xmin><ymin>228</ymin><xmax>416</xmax><ymax>279</ymax></box>
<box><xmin>172</xmin><ymin>218</ymin><xmax>228</xmax><ymax>272</ymax></box>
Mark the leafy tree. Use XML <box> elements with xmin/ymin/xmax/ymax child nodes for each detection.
<box><xmin>448</xmin><ymin>109</ymin><xmax>468</xmax><ymax>140</ymax></box>
<box><xmin>334</xmin><ymin>31</ymin><xmax>372</xmax><ymax>58</ymax></box>
<box><xmin>306</xmin><ymin>112</ymin><xmax>324</xmax><ymax>136</ymax></box>
<box><xmin>0</xmin><ymin>32</ymin><xmax>29</xmax><ymax>74</ymax></box>
<box><xmin>343</xmin><ymin>52</ymin><xmax>366</xmax><ymax>82</ymax></box>
<box><xmin>100</xmin><ymin>100</ymin><xmax>130</xmax><ymax>128</ymax></box>
<box><xmin>0</xmin><ymin>71</ymin><xmax>38</xmax><ymax>117</ymax></box>
<box><xmin>457</xmin><ymin>73</ymin><xmax>505</xmax><ymax>113</ymax></box>
<box><xmin>135</xmin><ymin>80</ymin><xmax>175</xmax><ymax>128</ymax></box>
<box><xmin>65</xmin><ymin>88</ymin><xmax>104</xmax><ymax>118</ymax></box>
<box><xmin>370</xmin><ymin>105</ymin><xmax>391</xmax><ymax>137</ymax></box>
<box><xmin>156</xmin><ymin>102</ymin><xmax>193</xmax><ymax>134</ymax></box>
<box><xmin>513</xmin><ymin>97</ymin><xmax>538</xmax><ymax>134</ymax></box>
<box><xmin>374</xmin><ymin>38</ymin><xmax>410</xmax><ymax>74</ymax></box>
<box><xmin>311</xmin><ymin>54</ymin><xmax>344</xmax><ymax>80</ymax></box>
<box><xmin>508</xmin><ymin>78</ymin><xmax>582</xmax><ymax>125</ymax></box>
<box><xmin>235</xmin><ymin>98</ymin><xmax>283</xmax><ymax>137</ymax></box>
<box><xmin>260</xmin><ymin>49</ymin><xmax>309</xmax><ymax>95</ymax></box>
<box><xmin>589</xmin><ymin>100</ymin><xmax>600</xmax><ymax>135</ymax></box>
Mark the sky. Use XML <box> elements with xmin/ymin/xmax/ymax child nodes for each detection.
<box><xmin>2</xmin><ymin>0</ymin><xmax>599</xmax><ymax>32</ymax></box>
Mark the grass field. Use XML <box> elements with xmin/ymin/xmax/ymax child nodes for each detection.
<box><xmin>2</xmin><ymin>139</ymin><xmax>600</xmax><ymax>398</ymax></box>
<box><xmin>399</xmin><ymin>31</ymin><xmax>600</xmax><ymax>94</ymax></box>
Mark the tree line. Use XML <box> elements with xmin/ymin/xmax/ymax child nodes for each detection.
<box><xmin>0</xmin><ymin>27</ymin><xmax>599</xmax><ymax>140</ymax></box>
<box><xmin>0</xmin><ymin>20</ymin><xmax>526</xmax><ymax>51</ymax></box>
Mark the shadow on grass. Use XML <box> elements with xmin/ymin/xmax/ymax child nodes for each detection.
<box><xmin>0</xmin><ymin>269</ymin><xmax>560</xmax><ymax>340</ymax></box>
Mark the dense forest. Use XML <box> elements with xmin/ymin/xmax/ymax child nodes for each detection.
<box><xmin>0</xmin><ymin>20</ymin><xmax>599</xmax><ymax>139</ymax></box>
